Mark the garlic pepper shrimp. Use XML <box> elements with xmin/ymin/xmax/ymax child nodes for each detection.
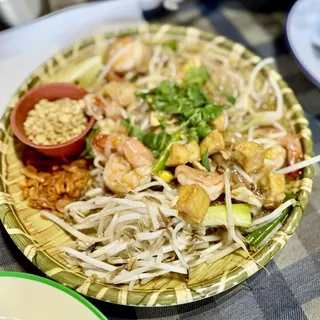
<box><xmin>253</xmin><ymin>128</ymin><xmax>303</xmax><ymax>176</ymax></box>
<box><xmin>85</xmin><ymin>95</ymin><xmax>122</xmax><ymax>120</ymax></box>
<box><xmin>92</xmin><ymin>133</ymin><xmax>155</xmax><ymax>194</ymax></box>
<box><xmin>175</xmin><ymin>165</ymin><xmax>224</xmax><ymax>201</ymax></box>
<box><xmin>103</xmin><ymin>81</ymin><xmax>136</xmax><ymax>108</ymax></box>
<box><xmin>85</xmin><ymin>81</ymin><xmax>137</xmax><ymax>121</ymax></box>
<box><xmin>92</xmin><ymin>134</ymin><xmax>154</xmax><ymax>166</ymax></box>
<box><xmin>105</xmin><ymin>37</ymin><xmax>151</xmax><ymax>74</ymax></box>
<box><xmin>279</xmin><ymin>132</ymin><xmax>303</xmax><ymax>166</ymax></box>
<box><xmin>104</xmin><ymin>153</ymin><xmax>152</xmax><ymax>194</ymax></box>
<box><xmin>278</xmin><ymin>132</ymin><xmax>303</xmax><ymax>178</ymax></box>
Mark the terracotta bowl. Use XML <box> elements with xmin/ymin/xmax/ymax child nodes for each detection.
<box><xmin>10</xmin><ymin>83</ymin><xmax>95</xmax><ymax>158</ymax></box>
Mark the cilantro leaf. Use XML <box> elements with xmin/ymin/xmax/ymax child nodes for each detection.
<box><xmin>160</xmin><ymin>119</ymin><xmax>167</xmax><ymax>130</ymax></box>
<box><xmin>187</xmin><ymin>128</ymin><xmax>199</xmax><ymax>142</ymax></box>
<box><xmin>136</xmin><ymin>88</ymin><xmax>151</xmax><ymax>100</ymax></box>
<box><xmin>79</xmin><ymin>128</ymin><xmax>99</xmax><ymax>159</ymax></box>
<box><xmin>201</xmin><ymin>103</ymin><xmax>229</xmax><ymax>122</ymax></box>
<box><xmin>122</xmin><ymin>118</ymin><xmax>145</xmax><ymax>141</ymax></box>
<box><xmin>122</xmin><ymin>118</ymin><xmax>131</xmax><ymax>131</ymax></box>
<box><xmin>122</xmin><ymin>119</ymin><xmax>171</xmax><ymax>156</ymax></box>
<box><xmin>197</xmin><ymin>122</ymin><xmax>212</xmax><ymax>139</ymax></box>
<box><xmin>135</xmin><ymin>66</ymin><xmax>231</xmax><ymax>156</ymax></box>
<box><xmin>143</xmin><ymin>131</ymin><xmax>171</xmax><ymax>153</ymax></box>
<box><xmin>184</xmin><ymin>83</ymin><xmax>207</xmax><ymax>107</ymax></box>
<box><xmin>184</xmin><ymin>66</ymin><xmax>210</xmax><ymax>86</ymax></box>
<box><xmin>202</xmin><ymin>151</ymin><xmax>211</xmax><ymax>172</ymax></box>
<box><xmin>222</xmin><ymin>92</ymin><xmax>236</xmax><ymax>105</ymax></box>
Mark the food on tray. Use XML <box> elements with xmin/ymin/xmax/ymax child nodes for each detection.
<box><xmin>18</xmin><ymin>159</ymin><xmax>90</xmax><ymax>214</ymax></box>
<box><xmin>13</xmin><ymin>34</ymin><xmax>316</xmax><ymax>288</ymax></box>
<box><xmin>24</xmin><ymin>98</ymin><xmax>88</xmax><ymax>145</ymax></box>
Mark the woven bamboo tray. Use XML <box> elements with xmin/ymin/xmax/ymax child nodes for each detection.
<box><xmin>0</xmin><ymin>24</ymin><xmax>314</xmax><ymax>306</ymax></box>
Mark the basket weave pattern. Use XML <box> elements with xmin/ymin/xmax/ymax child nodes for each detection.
<box><xmin>0</xmin><ymin>24</ymin><xmax>314</xmax><ymax>306</ymax></box>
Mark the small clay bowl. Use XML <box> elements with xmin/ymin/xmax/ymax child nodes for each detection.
<box><xmin>10</xmin><ymin>83</ymin><xmax>95</xmax><ymax>158</ymax></box>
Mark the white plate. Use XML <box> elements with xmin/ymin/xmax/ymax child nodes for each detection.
<box><xmin>285</xmin><ymin>0</ymin><xmax>320</xmax><ymax>88</ymax></box>
<box><xmin>0</xmin><ymin>272</ymin><xmax>107</xmax><ymax>320</ymax></box>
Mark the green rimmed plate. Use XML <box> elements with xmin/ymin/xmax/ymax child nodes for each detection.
<box><xmin>0</xmin><ymin>271</ymin><xmax>107</xmax><ymax>320</ymax></box>
<box><xmin>0</xmin><ymin>24</ymin><xmax>314</xmax><ymax>306</ymax></box>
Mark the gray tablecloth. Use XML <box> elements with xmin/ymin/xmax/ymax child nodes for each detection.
<box><xmin>1</xmin><ymin>1</ymin><xmax>320</xmax><ymax>319</ymax></box>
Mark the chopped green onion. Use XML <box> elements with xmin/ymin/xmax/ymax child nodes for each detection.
<box><xmin>122</xmin><ymin>119</ymin><xmax>170</xmax><ymax>155</ymax></box>
<box><xmin>247</xmin><ymin>193</ymin><xmax>297</xmax><ymax>250</ymax></box>
<box><xmin>163</xmin><ymin>40</ymin><xmax>178</xmax><ymax>51</ymax></box>
<box><xmin>202</xmin><ymin>204</ymin><xmax>251</xmax><ymax>228</ymax></box>
<box><xmin>152</xmin><ymin>130</ymin><xmax>181</xmax><ymax>173</ymax></box>
<box><xmin>222</xmin><ymin>93</ymin><xmax>236</xmax><ymax>104</ymax></box>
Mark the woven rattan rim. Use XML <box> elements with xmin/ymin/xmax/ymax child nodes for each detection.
<box><xmin>0</xmin><ymin>24</ymin><xmax>314</xmax><ymax>306</ymax></box>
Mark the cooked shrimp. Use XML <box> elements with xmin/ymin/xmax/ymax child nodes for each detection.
<box><xmin>85</xmin><ymin>95</ymin><xmax>122</xmax><ymax>120</ymax></box>
<box><xmin>103</xmin><ymin>100</ymin><xmax>123</xmax><ymax>119</ymax></box>
<box><xmin>96</xmin><ymin>118</ymin><xmax>127</xmax><ymax>135</ymax></box>
<box><xmin>122</xmin><ymin>137</ymin><xmax>155</xmax><ymax>167</ymax></box>
<box><xmin>92</xmin><ymin>133</ymin><xmax>154</xmax><ymax>194</ymax></box>
<box><xmin>279</xmin><ymin>132</ymin><xmax>303</xmax><ymax>165</ymax></box>
<box><xmin>175</xmin><ymin>165</ymin><xmax>224</xmax><ymax>201</ymax></box>
<box><xmin>104</xmin><ymin>153</ymin><xmax>152</xmax><ymax>194</ymax></box>
<box><xmin>103</xmin><ymin>81</ymin><xmax>136</xmax><ymax>107</ymax></box>
<box><xmin>106</xmin><ymin>70</ymin><xmax>123</xmax><ymax>82</ymax></box>
<box><xmin>278</xmin><ymin>132</ymin><xmax>303</xmax><ymax>178</ymax></box>
<box><xmin>106</xmin><ymin>37</ymin><xmax>150</xmax><ymax>74</ymax></box>
<box><xmin>92</xmin><ymin>133</ymin><xmax>154</xmax><ymax>167</ymax></box>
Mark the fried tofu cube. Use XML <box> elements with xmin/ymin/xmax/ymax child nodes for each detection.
<box><xmin>261</xmin><ymin>173</ymin><xmax>285</xmax><ymax>209</ymax></box>
<box><xmin>185</xmin><ymin>140</ymin><xmax>201</xmax><ymax>162</ymax></box>
<box><xmin>166</xmin><ymin>143</ymin><xmax>189</xmax><ymax>167</ymax></box>
<box><xmin>200</xmin><ymin>129</ymin><xmax>225</xmax><ymax>156</ymax></box>
<box><xmin>209</xmin><ymin>113</ymin><xmax>226</xmax><ymax>131</ymax></box>
<box><xmin>268</xmin><ymin>173</ymin><xmax>285</xmax><ymax>198</ymax></box>
<box><xmin>176</xmin><ymin>184</ymin><xmax>210</xmax><ymax>224</ymax></box>
<box><xmin>233</xmin><ymin>141</ymin><xmax>265</xmax><ymax>173</ymax></box>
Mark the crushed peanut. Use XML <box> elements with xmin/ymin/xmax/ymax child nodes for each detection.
<box><xmin>24</xmin><ymin>98</ymin><xmax>89</xmax><ymax>145</ymax></box>
<box><xmin>18</xmin><ymin>159</ymin><xmax>91</xmax><ymax>215</ymax></box>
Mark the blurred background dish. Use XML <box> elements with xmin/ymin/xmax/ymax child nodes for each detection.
<box><xmin>0</xmin><ymin>0</ymin><xmax>42</xmax><ymax>27</ymax></box>
<box><xmin>286</xmin><ymin>0</ymin><xmax>320</xmax><ymax>88</ymax></box>
<box><xmin>0</xmin><ymin>0</ymin><xmax>171</xmax><ymax>29</ymax></box>
<box><xmin>0</xmin><ymin>272</ymin><xmax>107</xmax><ymax>320</ymax></box>
<box><xmin>0</xmin><ymin>0</ymin><xmax>144</xmax><ymax>112</ymax></box>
